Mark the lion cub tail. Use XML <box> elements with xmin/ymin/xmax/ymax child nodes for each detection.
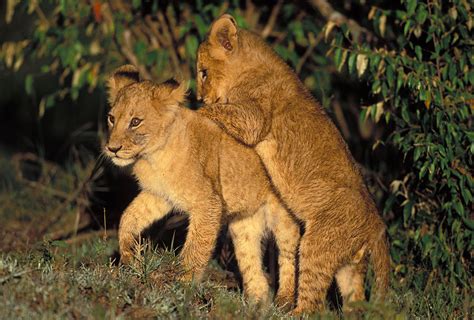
<box><xmin>369</xmin><ymin>227</ymin><xmax>390</xmax><ymax>302</ymax></box>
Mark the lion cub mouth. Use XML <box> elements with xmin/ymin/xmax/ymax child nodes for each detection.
<box><xmin>110</xmin><ymin>156</ymin><xmax>136</xmax><ymax>167</ymax></box>
<box><xmin>104</xmin><ymin>150</ymin><xmax>137</xmax><ymax>167</ymax></box>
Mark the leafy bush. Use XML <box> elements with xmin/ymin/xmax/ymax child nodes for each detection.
<box><xmin>1</xmin><ymin>1</ymin><xmax>330</xmax><ymax>108</ymax></box>
<box><xmin>329</xmin><ymin>0</ymin><xmax>473</xmax><ymax>284</ymax></box>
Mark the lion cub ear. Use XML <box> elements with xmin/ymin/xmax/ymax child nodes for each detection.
<box><xmin>159</xmin><ymin>79</ymin><xmax>188</xmax><ymax>105</ymax></box>
<box><xmin>107</xmin><ymin>65</ymin><xmax>140</xmax><ymax>104</ymax></box>
<box><xmin>208</xmin><ymin>14</ymin><xmax>238</xmax><ymax>56</ymax></box>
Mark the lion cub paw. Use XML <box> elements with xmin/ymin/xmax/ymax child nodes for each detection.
<box><xmin>177</xmin><ymin>268</ymin><xmax>204</xmax><ymax>283</ymax></box>
<box><xmin>119</xmin><ymin>251</ymin><xmax>134</xmax><ymax>266</ymax></box>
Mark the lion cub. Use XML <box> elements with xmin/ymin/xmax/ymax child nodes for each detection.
<box><xmin>104</xmin><ymin>65</ymin><xmax>300</xmax><ymax>306</ymax></box>
<box><xmin>196</xmin><ymin>14</ymin><xmax>390</xmax><ymax>313</ymax></box>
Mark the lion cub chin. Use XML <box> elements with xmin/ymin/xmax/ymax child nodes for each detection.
<box><xmin>104</xmin><ymin>65</ymin><xmax>300</xmax><ymax>307</ymax></box>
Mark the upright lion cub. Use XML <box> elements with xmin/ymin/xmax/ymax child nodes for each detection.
<box><xmin>196</xmin><ymin>14</ymin><xmax>390</xmax><ymax>313</ymax></box>
<box><xmin>105</xmin><ymin>65</ymin><xmax>300</xmax><ymax>306</ymax></box>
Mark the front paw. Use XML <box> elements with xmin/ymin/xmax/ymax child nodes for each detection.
<box><xmin>177</xmin><ymin>269</ymin><xmax>204</xmax><ymax>283</ymax></box>
<box><xmin>289</xmin><ymin>306</ymin><xmax>305</xmax><ymax>317</ymax></box>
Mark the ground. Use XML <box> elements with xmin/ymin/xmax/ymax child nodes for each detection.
<box><xmin>0</xmin><ymin>151</ymin><xmax>471</xmax><ymax>319</ymax></box>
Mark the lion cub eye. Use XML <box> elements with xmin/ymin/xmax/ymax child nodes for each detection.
<box><xmin>130</xmin><ymin>117</ymin><xmax>142</xmax><ymax>128</ymax></box>
<box><xmin>108</xmin><ymin>114</ymin><xmax>115</xmax><ymax>126</ymax></box>
<box><xmin>200</xmin><ymin>69</ymin><xmax>207</xmax><ymax>80</ymax></box>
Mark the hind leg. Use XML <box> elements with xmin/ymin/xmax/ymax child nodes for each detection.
<box><xmin>292</xmin><ymin>223</ymin><xmax>347</xmax><ymax>314</ymax></box>
<box><xmin>335</xmin><ymin>257</ymin><xmax>367</xmax><ymax>311</ymax></box>
<box><xmin>266</xmin><ymin>196</ymin><xmax>300</xmax><ymax>309</ymax></box>
<box><xmin>229</xmin><ymin>211</ymin><xmax>270</xmax><ymax>304</ymax></box>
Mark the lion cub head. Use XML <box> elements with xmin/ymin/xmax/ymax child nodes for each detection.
<box><xmin>197</xmin><ymin>14</ymin><xmax>275</xmax><ymax>104</ymax></box>
<box><xmin>196</xmin><ymin>14</ymin><xmax>243</xmax><ymax>105</ymax></box>
<box><xmin>105</xmin><ymin>65</ymin><xmax>186</xmax><ymax>166</ymax></box>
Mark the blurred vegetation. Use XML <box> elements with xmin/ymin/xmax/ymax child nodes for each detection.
<box><xmin>0</xmin><ymin>0</ymin><xmax>472</xmax><ymax>316</ymax></box>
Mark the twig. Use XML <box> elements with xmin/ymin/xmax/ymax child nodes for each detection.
<box><xmin>34</xmin><ymin>5</ymin><xmax>50</xmax><ymax>28</ymax></box>
<box><xmin>144</xmin><ymin>16</ymin><xmax>168</xmax><ymax>49</ymax></box>
<box><xmin>65</xmin><ymin>230</ymin><xmax>117</xmax><ymax>245</ymax></box>
<box><xmin>332</xmin><ymin>99</ymin><xmax>350</xmax><ymax>139</ymax></box>
<box><xmin>46</xmin><ymin>216</ymin><xmax>91</xmax><ymax>241</ymax></box>
<box><xmin>309</xmin><ymin>0</ymin><xmax>374</xmax><ymax>42</ymax></box>
<box><xmin>244</xmin><ymin>0</ymin><xmax>260</xmax><ymax>29</ymax></box>
<box><xmin>156</xmin><ymin>12</ymin><xmax>181</xmax><ymax>73</ymax></box>
<box><xmin>119</xmin><ymin>30</ymin><xmax>153</xmax><ymax>80</ymax></box>
<box><xmin>0</xmin><ymin>270</ymin><xmax>31</xmax><ymax>284</ymax></box>
<box><xmin>166</xmin><ymin>10</ymin><xmax>179</xmax><ymax>42</ymax></box>
<box><xmin>261</xmin><ymin>0</ymin><xmax>283</xmax><ymax>39</ymax></box>
<box><xmin>295</xmin><ymin>31</ymin><xmax>323</xmax><ymax>74</ymax></box>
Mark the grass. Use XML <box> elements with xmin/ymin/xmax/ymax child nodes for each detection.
<box><xmin>0</xmin><ymin>151</ymin><xmax>471</xmax><ymax>319</ymax></box>
<box><xmin>0</xmin><ymin>239</ymin><xmax>282</xmax><ymax>319</ymax></box>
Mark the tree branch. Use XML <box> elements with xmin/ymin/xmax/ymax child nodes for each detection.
<box><xmin>119</xmin><ymin>30</ymin><xmax>153</xmax><ymax>80</ymax></box>
<box><xmin>309</xmin><ymin>0</ymin><xmax>373</xmax><ymax>41</ymax></box>
<box><xmin>296</xmin><ymin>31</ymin><xmax>323</xmax><ymax>74</ymax></box>
<box><xmin>261</xmin><ymin>0</ymin><xmax>283</xmax><ymax>39</ymax></box>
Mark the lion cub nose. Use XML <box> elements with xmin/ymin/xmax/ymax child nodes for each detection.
<box><xmin>107</xmin><ymin>145</ymin><xmax>122</xmax><ymax>153</ymax></box>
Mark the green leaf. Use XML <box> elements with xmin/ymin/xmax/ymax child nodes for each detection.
<box><xmin>396</xmin><ymin>69</ymin><xmax>404</xmax><ymax>91</ymax></box>
<box><xmin>415</xmin><ymin>46</ymin><xmax>422</xmax><ymax>60</ymax></box>
<box><xmin>348</xmin><ymin>52</ymin><xmax>357</xmax><ymax>75</ymax></box>
<box><xmin>407</xmin><ymin>0</ymin><xmax>417</xmax><ymax>16</ymax></box>
<box><xmin>462</xmin><ymin>217</ymin><xmax>474</xmax><ymax>230</ymax></box>
<box><xmin>401</xmin><ymin>105</ymin><xmax>410</xmax><ymax>123</ymax></box>
<box><xmin>403</xmin><ymin>201</ymin><xmax>414</xmax><ymax>225</ymax></box>
<box><xmin>194</xmin><ymin>15</ymin><xmax>208</xmax><ymax>38</ymax></box>
<box><xmin>421</xmin><ymin>235</ymin><xmax>432</xmax><ymax>256</ymax></box>
<box><xmin>416</xmin><ymin>8</ymin><xmax>428</xmax><ymax>24</ymax></box>
<box><xmin>185</xmin><ymin>36</ymin><xmax>199</xmax><ymax>60</ymax></box>
<box><xmin>359</xmin><ymin>108</ymin><xmax>369</xmax><ymax>124</ymax></box>
<box><xmin>419</xmin><ymin>161</ymin><xmax>429</xmax><ymax>179</ymax></box>
<box><xmin>404</xmin><ymin>20</ymin><xmax>412</xmax><ymax>36</ymax></box>
<box><xmin>386</xmin><ymin>63</ymin><xmax>395</xmax><ymax>86</ymax></box>
<box><xmin>51</xmin><ymin>240</ymin><xmax>68</xmax><ymax>248</ymax></box>
<box><xmin>25</xmin><ymin>75</ymin><xmax>34</xmax><ymax>95</ymax></box>
<box><xmin>334</xmin><ymin>47</ymin><xmax>342</xmax><ymax>68</ymax></box>
<box><xmin>453</xmin><ymin>201</ymin><xmax>465</xmax><ymax>216</ymax></box>
<box><xmin>414</xmin><ymin>147</ymin><xmax>422</xmax><ymax>161</ymax></box>
<box><xmin>132</xmin><ymin>0</ymin><xmax>141</xmax><ymax>9</ymax></box>
<box><xmin>337</xmin><ymin>49</ymin><xmax>348</xmax><ymax>72</ymax></box>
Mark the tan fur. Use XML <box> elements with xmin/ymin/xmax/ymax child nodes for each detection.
<box><xmin>196</xmin><ymin>14</ymin><xmax>391</xmax><ymax>314</ymax></box>
<box><xmin>105</xmin><ymin>65</ymin><xmax>300</xmax><ymax>306</ymax></box>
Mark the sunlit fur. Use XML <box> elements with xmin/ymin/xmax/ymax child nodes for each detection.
<box><xmin>197</xmin><ymin>14</ymin><xmax>390</xmax><ymax>314</ymax></box>
<box><xmin>105</xmin><ymin>65</ymin><xmax>301</xmax><ymax>307</ymax></box>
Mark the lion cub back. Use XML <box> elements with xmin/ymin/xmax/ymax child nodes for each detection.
<box><xmin>189</xmin><ymin>112</ymin><xmax>273</xmax><ymax>217</ymax></box>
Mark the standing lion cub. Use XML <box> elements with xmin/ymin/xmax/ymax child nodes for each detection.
<box><xmin>104</xmin><ymin>65</ymin><xmax>300</xmax><ymax>306</ymax></box>
<box><xmin>197</xmin><ymin>14</ymin><xmax>390</xmax><ymax>313</ymax></box>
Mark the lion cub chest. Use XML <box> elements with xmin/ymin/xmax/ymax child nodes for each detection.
<box><xmin>133</xmin><ymin>146</ymin><xmax>193</xmax><ymax>208</ymax></box>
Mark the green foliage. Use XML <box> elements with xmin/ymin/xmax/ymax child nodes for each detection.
<box><xmin>1</xmin><ymin>1</ymin><xmax>330</xmax><ymax>109</ymax></box>
<box><xmin>329</xmin><ymin>0</ymin><xmax>473</xmax><ymax>284</ymax></box>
